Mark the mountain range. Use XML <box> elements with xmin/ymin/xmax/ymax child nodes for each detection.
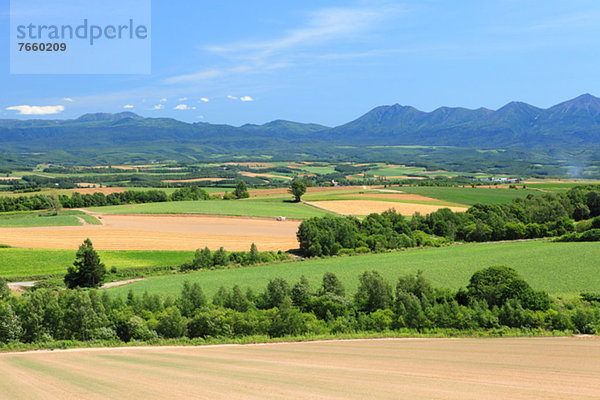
<box><xmin>1</xmin><ymin>94</ymin><xmax>600</xmax><ymax>164</ymax></box>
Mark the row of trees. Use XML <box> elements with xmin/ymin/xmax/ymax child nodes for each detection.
<box><xmin>0</xmin><ymin>179</ymin><xmax>306</xmax><ymax>212</ymax></box>
<box><xmin>0</xmin><ymin>183</ymin><xmax>252</xmax><ymax>212</ymax></box>
<box><xmin>63</xmin><ymin>240</ymin><xmax>291</xmax><ymax>289</ymax></box>
<box><xmin>297</xmin><ymin>186</ymin><xmax>600</xmax><ymax>257</ymax></box>
<box><xmin>2</xmin><ymin>267</ymin><xmax>599</xmax><ymax>345</ymax></box>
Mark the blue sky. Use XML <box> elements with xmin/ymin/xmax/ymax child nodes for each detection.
<box><xmin>1</xmin><ymin>0</ymin><xmax>600</xmax><ymax>126</ymax></box>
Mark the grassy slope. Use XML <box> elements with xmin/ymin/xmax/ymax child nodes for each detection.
<box><xmin>0</xmin><ymin>249</ymin><xmax>193</xmax><ymax>278</ymax></box>
<box><xmin>389</xmin><ymin>186</ymin><xmax>537</xmax><ymax>205</ymax></box>
<box><xmin>87</xmin><ymin>199</ymin><xmax>331</xmax><ymax>219</ymax></box>
<box><xmin>0</xmin><ymin>215</ymin><xmax>81</xmax><ymax>227</ymax></box>
<box><xmin>107</xmin><ymin>241</ymin><xmax>600</xmax><ymax>299</ymax></box>
<box><xmin>0</xmin><ymin>210</ymin><xmax>101</xmax><ymax>227</ymax></box>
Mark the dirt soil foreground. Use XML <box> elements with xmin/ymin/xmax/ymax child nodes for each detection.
<box><xmin>0</xmin><ymin>337</ymin><xmax>598</xmax><ymax>400</ymax></box>
<box><xmin>0</xmin><ymin>214</ymin><xmax>300</xmax><ymax>251</ymax></box>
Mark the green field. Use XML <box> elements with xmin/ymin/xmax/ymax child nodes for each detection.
<box><xmin>87</xmin><ymin>199</ymin><xmax>331</xmax><ymax>219</ymax></box>
<box><xmin>524</xmin><ymin>181</ymin><xmax>600</xmax><ymax>193</ymax></box>
<box><xmin>0</xmin><ymin>249</ymin><xmax>194</xmax><ymax>279</ymax></box>
<box><xmin>107</xmin><ymin>240</ymin><xmax>600</xmax><ymax>299</ymax></box>
<box><xmin>0</xmin><ymin>214</ymin><xmax>81</xmax><ymax>227</ymax></box>
<box><xmin>389</xmin><ymin>186</ymin><xmax>537</xmax><ymax>205</ymax></box>
<box><xmin>0</xmin><ymin>210</ymin><xmax>101</xmax><ymax>227</ymax></box>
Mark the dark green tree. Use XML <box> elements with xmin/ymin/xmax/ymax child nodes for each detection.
<box><xmin>0</xmin><ymin>277</ymin><xmax>9</xmax><ymax>299</ymax></box>
<box><xmin>234</xmin><ymin>181</ymin><xmax>250</xmax><ymax>199</ymax></box>
<box><xmin>354</xmin><ymin>271</ymin><xmax>393</xmax><ymax>313</ymax></box>
<box><xmin>248</xmin><ymin>243</ymin><xmax>260</xmax><ymax>264</ymax></box>
<box><xmin>467</xmin><ymin>266</ymin><xmax>550</xmax><ymax>310</ymax></box>
<box><xmin>179</xmin><ymin>281</ymin><xmax>206</xmax><ymax>317</ymax></box>
<box><xmin>291</xmin><ymin>276</ymin><xmax>312</xmax><ymax>311</ymax></box>
<box><xmin>64</xmin><ymin>239</ymin><xmax>106</xmax><ymax>289</ymax></box>
<box><xmin>192</xmin><ymin>247</ymin><xmax>213</xmax><ymax>270</ymax></box>
<box><xmin>319</xmin><ymin>272</ymin><xmax>345</xmax><ymax>297</ymax></box>
<box><xmin>289</xmin><ymin>181</ymin><xmax>306</xmax><ymax>202</ymax></box>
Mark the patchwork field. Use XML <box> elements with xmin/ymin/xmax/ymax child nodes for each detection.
<box><xmin>307</xmin><ymin>200</ymin><xmax>468</xmax><ymax>216</ymax></box>
<box><xmin>0</xmin><ymin>249</ymin><xmax>194</xmax><ymax>279</ymax></box>
<box><xmin>0</xmin><ymin>214</ymin><xmax>300</xmax><ymax>251</ymax></box>
<box><xmin>108</xmin><ymin>241</ymin><xmax>600</xmax><ymax>298</ymax></box>
<box><xmin>0</xmin><ymin>338</ymin><xmax>598</xmax><ymax>400</ymax></box>
<box><xmin>387</xmin><ymin>186</ymin><xmax>538</xmax><ymax>205</ymax></box>
<box><xmin>86</xmin><ymin>200</ymin><xmax>330</xmax><ymax>219</ymax></box>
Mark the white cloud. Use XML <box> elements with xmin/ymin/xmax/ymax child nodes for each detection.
<box><xmin>152</xmin><ymin>104</ymin><xmax>164</xmax><ymax>110</ymax></box>
<box><xmin>63</xmin><ymin>97</ymin><xmax>74</xmax><ymax>102</ymax></box>
<box><xmin>174</xmin><ymin>104</ymin><xmax>196</xmax><ymax>110</ymax></box>
<box><xmin>160</xmin><ymin>98</ymin><xmax>167</xmax><ymax>102</ymax></box>
<box><xmin>240</xmin><ymin>96</ymin><xmax>254</xmax><ymax>102</ymax></box>
<box><xmin>123</xmin><ymin>104</ymin><xmax>134</xmax><ymax>109</ymax></box>
<box><xmin>197</xmin><ymin>115</ymin><xmax>204</xmax><ymax>119</ymax></box>
<box><xmin>6</xmin><ymin>105</ymin><xmax>65</xmax><ymax>115</ymax></box>
<box><xmin>200</xmin><ymin>98</ymin><xmax>209</xmax><ymax>102</ymax></box>
<box><xmin>227</xmin><ymin>95</ymin><xmax>238</xmax><ymax>100</ymax></box>
<box><xmin>178</xmin><ymin>97</ymin><xmax>188</xmax><ymax>101</ymax></box>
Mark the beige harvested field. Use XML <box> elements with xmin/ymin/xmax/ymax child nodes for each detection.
<box><xmin>75</xmin><ymin>182</ymin><xmax>103</xmax><ymax>188</ymax></box>
<box><xmin>0</xmin><ymin>338</ymin><xmax>599</xmax><ymax>400</ymax></box>
<box><xmin>239</xmin><ymin>171</ymin><xmax>293</xmax><ymax>180</ymax></box>
<box><xmin>162</xmin><ymin>178</ymin><xmax>228</xmax><ymax>183</ymax></box>
<box><xmin>72</xmin><ymin>187</ymin><xmax>127</xmax><ymax>195</ymax></box>
<box><xmin>339</xmin><ymin>193</ymin><xmax>443</xmax><ymax>202</ymax></box>
<box><xmin>308</xmin><ymin>200</ymin><xmax>467</xmax><ymax>215</ymax></box>
<box><xmin>381</xmin><ymin>175</ymin><xmax>427</xmax><ymax>180</ymax></box>
<box><xmin>227</xmin><ymin>186</ymin><xmax>380</xmax><ymax>198</ymax></box>
<box><xmin>0</xmin><ymin>214</ymin><xmax>300</xmax><ymax>251</ymax></box>
<box><xmin>224</xmin><ymin>162</ymin><xmax>274</xmax><ymax>168</ymax></box>
<box><xmin>0</xmin><ymin>176</ymin><xmax>20</xmax><ymax>181</ymax></box>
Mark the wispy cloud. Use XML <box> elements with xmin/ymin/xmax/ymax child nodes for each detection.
<box><xmin>199</xmin><ymin>98</ymin><xmax>209</xmax><ymax>102</ymax></box>
<box><xmin>6</xmin><ymin>105</ymin><xmax>65</xmax><ymax>115</ymax></box>
<box><xmin>160</xmin><ymin>98</ymin><xmax>167</xmax><ymax>102</ymax></box>
<box><xmin>152</xmin><ymin>104</ymin><xmax>164</xmax><ymax>110</ymax></box>
<box><xmin>240</xmin><ymin>96</ymin><xmax>254</xmax><ymax>102</ymax></box>
<box><xmin>163</xmin><ymin>3</ymin><xmax>403</xmax><ymax>85</ymax></box>
<box><xmin>123</xmin><ymin>104</ymin><xmax>134</xmax><ymax>109</ymax></box>
<box><xmin>527</xmin><ymin>12</ymin><xmax>600</xmax><ymax>32</ymax></box>
<box><xmin>178</xmin><ymin>97</ymin><xmax>188</xmax><ymax>101</ymax></box>
<box><xmin>206</xmin><ymin>5</ymin><xmax>402</xmax><ymax>57</ymax></box>
<box><xmin>63</xmin><ymin>97</ymin><xmax>74</xmax><ymax>102</ymax></box>
<box><xmin>227</xmin><ymin>95</ymin><xmax>238</xmax><ymax>100</ymax></box>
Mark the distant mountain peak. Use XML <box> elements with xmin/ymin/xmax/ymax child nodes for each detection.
<box><xmin>76</xmin><ymin>112</ymin><xmax>142</xmax><ymax>122</ymax></box>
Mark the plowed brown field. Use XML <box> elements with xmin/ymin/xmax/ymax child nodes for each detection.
<box><xmin>0</xmin><ymin>214</ymin><xmax>300</xmax><ymax>251</ymax></box>
<box><xmin>0</xmin><ymin>338</ymin><xmax>598</xmax><ymax>400</ymax></box>
<box><xmin>307</xmin><ymin>200</ymin><xmax>467</xmax><ymax>215</ymax></box>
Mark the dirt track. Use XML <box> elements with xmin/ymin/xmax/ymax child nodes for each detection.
<box><xmin>308</xmin><ymin>200</ymin><xmax>468</xmax><ymax>215</ymax></box>
<box><xmin>0</xmin><ymin>338</ymin><xmax>598</xmax><ymax>400</ymax></box>
<box><xmin>0</xmin><ymin>214</ymin><xmax>300</xmax><ymax>251</ymax></box>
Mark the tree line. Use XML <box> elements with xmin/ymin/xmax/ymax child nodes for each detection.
<box><xmin>1</xmin><ymin>266</ymin><xmax>599</xmax><ymax>346</ymax></box>
<box><xmin>297</xmin><ymin>185</ymin><xmax>600</xmax><ymax>256</ymax></box>
<box><xmin>0</xmin><ymin>184</ymin><xmax>256</xmax><ymax>212</ymax></box>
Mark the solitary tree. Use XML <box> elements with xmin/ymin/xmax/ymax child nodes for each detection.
<box><xmin>234</xmin><ymin>181</ymin><xmax>250</xmax><ymax>199</ymax></box>
<box><xmin>64</xmin><ymin>239</ymin><xmax>106</xmax><ymax>288</ymax></box>
<box><xmin>289</xmin><ymin>181</ymin><xmax>306</xmax><ymax>202</ymax></box>
<box><xmin>45</xmin><ymin>193</ymin><xmax>62</xmax><ymax>216</ymax></box>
